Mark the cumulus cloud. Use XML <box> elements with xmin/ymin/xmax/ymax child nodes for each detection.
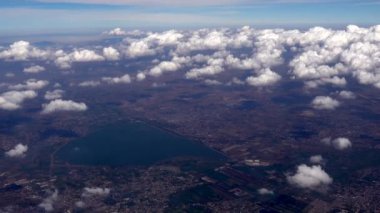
<box><xmin>136</xmin><ymin>72</ymin><xmax>146</xmax><ymax>81</ymax></box>
<box><xmin>0</xmin><ymin>90</ymin><xmax>37</xmax><ymax>110</ymax></box>
<box><xmin>9</xmin><ymin>79</ymin><xmax>49</xmax><ymax>91</ymax></box>
<box><xmin>125</xmin><ymin>40</ymin><xmax>155</xmax><ymax>58</ymax></box>
<box><xmin>82</xmin><ymin>187</ymin><xmax>110</xmax><ymax>197</ymax></box>
<box><xmin>102</xmin><ymin>74</ymin><xmax>132</xmax><ymax>84</ymax></box>
<box><xmin>23</xmin><ymin>65</ymin><xmax>46</xmax><ymax>73</ymax></box>
<box><xmin>287</xmin><ymin>164</ymin><xmax>333</xmax><ymax>190</ymax></box>
<box><xmin>5</xmin><ymin>144</ymin><xmax>28</xmax><ymax>158</ymax></box>
<box><xmin>309</xmin><ymin>155</ymin><xmax>323</xmax><ymax>164</ymax></box>
<box><xmin>339</xmin><ymin>90</ymin><xmax>355</xmax><ymax>99</ymax></box>
<box><xmin>332</xmin><ymin>138</ymin><xmax>352</xmax><ymax>150</ymax></box>
<box><xmin>246</xmin><ymin>68</ymin><xmax>281</xmax><ymax>87</ymax></box>
<box><xmin>149</xmin><ymin>61</ymin><xmax>181</xmax><ymax>77</ymax></box>
<box><xmin>44</xmin><ymin>89</ymin><xmax>64</xmax><ymax>100</ymax></box>
<box><xmin>106</xmin><ymin>27</ymin><xmax>126</xmax><ymax>36</ymax></box>
<box><xmin>322</xmin><ymin>137</ymin><xmax>352</xmax><ymax>150</ymax></box>
<box><xmin>0</xmin><ymin>41</ymin><xmax>49</xmax><ymax>61</ymax></box>
<box><xmin>71</xmin><ymin>49</ymin><xmax>104</xmax><ymax>62</ymax></box>
<box><xmin>39</xmin><ymin>190</ymin><xmax>58</xmax><ymax>212</ymax></box>
<box><xmin>2</xmin><ymin>25</ymin><xmax>380</xmax><ymax>90</ymax></box>
<box><xmin>103</xmin><ymin>47</ymin><xmax>120</xmax><ymax>60</ymax></box>
<box><xmin>42</xmin><ymin>99</ymin><xmax>88</xmax><ymax>114</ymax></box>
<box><xmin>55</xmin><ymin>49</ymin><xmax>104</xmax><ymax>69</ymax></box>
<box><xmin>311</xmin><ymin>96</ymin><xmax>340</xmax><ymax>110</ymax></box>
<box><xmin>185</xmin><ymin>58</ymin><xmax>224</xmax><ymax>79</ymax></box>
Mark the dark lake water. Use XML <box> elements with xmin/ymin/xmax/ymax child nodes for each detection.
<box><xmin>56</xmin><ymin>121</ymin><xmax>225</xmax><ymax>166</ymax></box>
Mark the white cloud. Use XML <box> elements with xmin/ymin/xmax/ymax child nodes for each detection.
<box><xmin>257</xmin><ymin>188</ymin><xmax>274</xmax><ymax>195</ymax></box>
<box><xmin>149</xmin><ymin>61</ymin><xmax>181</xmax><ymax>77</ymax></box>
<box><xmin>102</xmin><ymin>74</ymin><xmax>132</xmax><ymax>84</ymax></box>
<box><xmin>42</xmin><ymin>99</ymin><xmax>88</xmax><ymax>114</ymax></box>
<box><xmin>287</xmin><ymin>164</ymin><xmax>333</xmax><ymax>190</ymax></box>
<box><xmin>106</xmin><ymin>27</ymin><xmax>126</xmax><ymax>36</ymax></box>
<box><xmin>185</xmin><ymin>58</ymin><xmax>224</xmax><ymax>79</ymax></box>
<box><xmin>78</xmin><ymin>80</ymin><xmax>101</xmax><ymax>87</ymax></box>
<box><xmin>311</xmin><ymin>96</ymin><xmax>340</xmax><ymax>110</ymax></box>
<box><xmin>309</xmin><ymin>155</ymin><xmax>323</xmax><ymax>164</ymax></box>
<box><xmin>23</xmin><ymin>65</ymin><xmax>45</xmax><ymax>73</ymax></box>
<box><xmin>339</xmin><ymin>90</ymin><xmax>355</xmax><ymax>99</ymax></box>
<box><xmin>72</xmin><ymin>49</ymin><xmax>104</xmax><ymax>62</ymax></box>
<box><xmin>136</xmin><ymin>72</ymin><xmax>146</xmax><ymax>81</ymax></box>
<box><xmin>204</xmin><ymin>79</ymin><xmax>222</xmax><ymax>85</ymax></box>
<box><xmin>246</xmin><ymin>68</ymin><xmax>281</xmax><ymax>87</ymax></box>
<box><xmin>39</xmin><ymin>190</ymin><xmax>58</xmax><ymax>212</ymax></box>
<box><xmin>103</xmin><ymin>47</ymin><xmax>120</xmax><ymax>60</ymax></box>
<box><xmin>2</xmin><ymin>26</ymin><xmax>380</xmax><ymax>91</ymax></box>
<box><xmin>5</xmin><ymin>144</ymin><xmax>28</xmax><ymax>158</ymax></box>
<box><xmin>332</xmin><ymin>137</ymin><xmax>352</xmax><ymax>150</ymax></box>
<box><xmin>9</xmin><ymin>79</ymin><xmax>49</xmax><ymax>90</ymax></box>
<box><xmin>82</xmin><ymin>187</ymin><xmax>110</xmax><ymax>197</ymax></box>
<box><xmin>125</xmin><ymin>40</ymin><xmax>155</xmax><ymax>58</ymax></box>
<box><xmin>321</xmin><ymin>137</ymin><xmax>352</xmax><ymax>150</ymax></box>
<box><xmin>230</xmin><ymin>77</ymin><xmax>245</xmax><ymax>85</ymax></box>
<box><xmin>55</xmin><ymin>49</ymin><xmax>104</xmax><ymax>69</ymax></box>
<box><xmin>0</xmin><ymin>41</ymin><xmax>49</xmax><ymax>61</ymax></box>
<box><xmin>44</xmin><ymin>89</ymin><xmax>64</xmax><ymax>100</ymax></box>
<box><xmin>0</xmin><ymin>90</ymin><xmax>37</xmax><ymax>110</ymax></box>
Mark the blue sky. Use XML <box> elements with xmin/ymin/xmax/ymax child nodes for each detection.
<box><xmin>0</xmin><ymin>0</ymin><xmax>379</xmax><ymax>34</ymax></box>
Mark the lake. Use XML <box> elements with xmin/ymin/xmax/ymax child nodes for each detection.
<box><xmin>56</xmin><ymin>121</ymin><xmax>225</xmax><ymax>166</ymax></box>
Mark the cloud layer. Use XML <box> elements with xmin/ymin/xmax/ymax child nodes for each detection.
<box><xmin>2</xmin><ymin>25</ymin><xmax>380</xmax><ymax>91</ymax></box>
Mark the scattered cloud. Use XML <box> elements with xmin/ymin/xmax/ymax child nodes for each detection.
<box><xmin>78</xmin><ymin>80</ymin><xmax>101</xmax><ymax>87</ymax></box>
<box><xmin>9</xmin><ymin>79</ymin><xmax>49</xmax><ymax>90</ymax></box>
<box><xmin>322</xmin><ymin>137</ymin><xmax>352</xmax><ymax>150</ymax></box>
<box><xmin>246</xmin><ymin>68</ymin><xmax>281</xmax><ymax>87</ymax></box>
<box><xmin>1</xmin><ymin>26</ymin><xmax>380</xmax><ymax>91</ymax></box>
<box><xmin>103</xmin><ymin>47</ymin><xmax>120</xmax><ymax>61</ymax></box>
<box><xmin>39</xmin><ymin>190</ymin><xmax>58</xmax><ymax>212</ymax></box>
<box><xmin>42</xmin><ymin>99</ymin><xmax>88</xmax><ymax>114</ymax></box>
<box><xmin>0</xmin><ymin>41</ymin><xmax>49</xmax><ymax>61</ymax></box>
<box><xmin>338</xmin><ymin>90</ymin><xmax>355</xmax><ymax>99</ymax></box>
<box><xmin>149</xmin><ymin>61</ymin><xmax>181</xmax><ymax>77</ymax></box>
<box><xmin>287</xmin><ymin>164</ymin><xmax>333</xmax><ymax>190</ymax></box>
<box><xmin>0</xmin><ymin>90</ymin><xmax>37</xmax><ymax>110</ymax></box>
<box><xmin>311</xmin><ymin>96</ymin><xmax>340</xmax><ymax>110</ymax></box>
<box><xmin>44</xmin><ymin>89</ymin><xmax>64</xmax><ymax>100</ymax></box>
<box><xmin>23</xmin><ymin>65</ymin><xmax>46</xmax><ymax>73</ymax></box>
<box><xmin>204</xmin><ymin>79</ymin><xmax>222</xmax><ymax>85</ymax></box>
<box><xmin>106</xmin><ymin>27</ymin><xmax>126</xmax><ymax>36</ymax></box>
<box><xmin>136</xmin><ymin>72</ymin><xmax>146</xmax><ymax>81</ymax></box>
<box><xmin>102</xmin><ymin>74</ymin><xmax>132</xmax><ymax>84</ymax></box>
<box><xmin>309</xmin><ymin>155</ymin><xmax>323</xmax><ymax>164</ymax></box>
<box><xmin>5</xmin><ymin>144</ymin><xmax>28</xmax><ymax>158</ymax></box>
<box><xmin>55</xmin><ymin>49</ymin><xmax>104</xmax><ymax>69</ymax></box>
